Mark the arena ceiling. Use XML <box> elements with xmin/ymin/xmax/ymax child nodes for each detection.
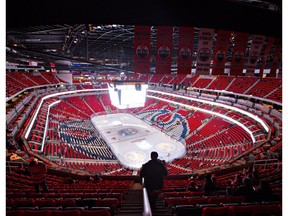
<box><xmin>6</xmin><ymin>0</ymin><xmax>282</xmax><ymax>72</ymax></box>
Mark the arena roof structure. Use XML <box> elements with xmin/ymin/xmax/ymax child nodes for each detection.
<box><xmin>6</xmin><ymin>0</ymin><xmax>282</xmax><ymax>72</ymax></box>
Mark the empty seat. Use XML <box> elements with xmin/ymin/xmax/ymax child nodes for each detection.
<box><xmin>64</xmin><ymin>207</ymin><xmax>86</xmax><ymax>210</ymax></box>
<box><xmin>253</xmin><ymin>204</ymin><xmax>282</xmax><ymax>216</ymax></box>
<box><xmin>227</xmin><ymin>196</ymin><xmax>245</xmax><ymax>203</ymax></box>
<box><xmin>172</xmin><ymin>205</ymin><xmax>202</xmax><ymax>216</ymax></box>
<box><xmin>166</xmin><ymin>197</ymin><xmax>191</xmax><ymax>207</ymax></box>
<box><xmin>229</xmin><ymin>205</ymin><xmax>255</xmax><ymax>216</ymax></box>
<box><xmin>12</xmin><ymin>199</ymin><xmax>35</xmax><ymax>208</ymax></box>
<box><xmin>201</xmin><ymin>206</ymin><xmax>230</xmax><ymax>216</ymax></box>
<box><xmin>77</xmin><ymin>198</ymin><xmax>98</xmax><ymax>208</ymax></box>
<box><xmin>39</xmin><ymin>207</ymin><xmax>62</xmax><ymax>210</ymax></box>
<box><xmin>21</xmin><ymin>210</ymin><xmax>51</xmax><ymax>216</ymax></box>
<box><xmin>6</xmin><ymin>210</ymin><xmax>24</xmax><ymax>216</ymax></box>
<box><xmin>81</xmin><ymin>209</ymin><xmax>111</xmax><ymax>216</ymax></box>
<box><xmin>48</xmin><ymin>209</ymin><xmax>81</xmax><ymax>216</ymax></box>
<box><xmin>208</xmin><ymin>197</ymin><xmax>228</xmax><ymax>205</ymax></box>
<box><xmin>57</xmin><ymin>199</ymin><xmax>77</xmax><ymax>208</ymax></box>
<box><xmin>34</xmin><ymin>199</ymin><xmax>56</xmax><ymax>208</ymax></box>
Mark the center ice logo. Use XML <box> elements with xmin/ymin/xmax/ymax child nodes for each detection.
<box><xmin>118</xmin><ymin>128</ymin><xmax>138</xmax><ymax>136</ymax></box>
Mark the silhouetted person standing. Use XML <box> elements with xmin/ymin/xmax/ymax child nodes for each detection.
<box><xmin>202</xmin><ymin>173</ymin><xmax>216</xmax><ymax>196</ymax></box>
<box><xmin>256</xmin><ymin>180</ymin><xmax>274</xmax><ymax>202</ymax></box>
<box><xmin>234</xmin><ymin>177</ymin><xmax>257</xmax><ymax>202</ymax></box>
<box><xmin>29</xmin><ymin>158</ymin><xmax>49</xmax><ymax>193</ymax></box>
<box><xmin>140</xmin><ymin>151</ymin><xmax>168</xmax><ymax>209</ymax></box>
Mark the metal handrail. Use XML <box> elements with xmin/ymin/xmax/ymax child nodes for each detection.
<box><xmin>143</xmin><ymin>187</ymin><xmax>152</xmax><ymax>216</ymax></box>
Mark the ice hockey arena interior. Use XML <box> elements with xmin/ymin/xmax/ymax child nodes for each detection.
<box><xmin>6</xmin><ymin>0</ymin><xmax>283</xmax><ymax>215</ymax></box>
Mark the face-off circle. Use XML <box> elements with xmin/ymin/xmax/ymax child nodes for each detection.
<box><xmin>156</xmin><ymin>142</ymin><xmax>176</xmax><ymax>153</ymax></box>
<box><xmin>124</xmin><ymin>150</ymin><xmax>146</xmax><ymax>163</ymax></box>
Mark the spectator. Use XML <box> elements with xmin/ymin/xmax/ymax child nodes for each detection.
<box><xmin>256</xmin><ymin>180</ymin><xmax>274</xmax><ymax>202</ymax></box>
<box><xmin>93</xmin><ymin>173</ymin><xmax>103</xmax><ymax>182</ymax></box>
<box><xmin>186</xmin><ymin>181</ymin><xmax>199</xmax><ymax>192</ymax></box>
<box><xmin>140</xmin><ymin>151</ymin><xmax>168</xmax><ymax>209</ymax></box>
<box><xmin>225</xmin><ymin>180</ymin><xmax>234</xmax><ymax>196</ymax></box>
<box><xmin>24</xmin><ymin>167</ymin><xmax>30</xmax><ymax>176</ymax></box>
<box><xmin>211</xmin><ymin>175</ymin><xmax>219</xmax><ymax>191</ymax></box>
<box><xmin>85</xmin><ymin>175</ymin><xmax>92</xmax><ymax>182</ymax></box>
<box><xmin>201</xmin><ymin>173</ymin><xmax>215</xmax><ymax>196</ymax></box>
<box><xmin>64</xmin><ymin>176</ymin><xmax>76</xmax><ymax>184</ymax></box>
<box><xmin>252</xmin><ymin>169</ymin><xmax>260</xmax><ymax>185</ymax></box>
<box><xmin>232</xmin><ymin>174</ymin><xmax>243</xmax><ymax>187</ymax></box>
<box><xmin>234</xmin><ymin>177</ymin><xmax>257</xmax><ymax>202</ymax></box>
<box><xmin>28</xmin><ymin>158</ymin><xmax>49</xmax><ymax>193</ymax></box>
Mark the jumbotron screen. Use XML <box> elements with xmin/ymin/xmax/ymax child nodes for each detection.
<box><xmin>108</xmin><ymin>81</ymin><xmax>148</xmax><ymax>109</ymax></box>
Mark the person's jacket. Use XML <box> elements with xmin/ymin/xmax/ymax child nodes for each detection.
<box><xmin>140</xmin><ymin>159</ymin><xmax>168</xmax><ymax>191</ymax></box>
<box><xmin>29</xmin><ymin>162</ymin><xmax>47</xmax><ymax>183</ymax></box>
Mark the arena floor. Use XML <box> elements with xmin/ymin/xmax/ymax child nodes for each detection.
<box><xmin>91</xmin><ymin>113</ymin><xmax>186</xmax><ymax>169</ymax></box>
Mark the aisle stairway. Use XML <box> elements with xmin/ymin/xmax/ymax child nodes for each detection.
<box><xmin>116</xmin><ymin>183</ymin><xmax>171</xmax><ymax>216</ymax></box>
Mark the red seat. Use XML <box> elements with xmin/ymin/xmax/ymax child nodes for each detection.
<box><xmin>253</xmin><ymin>204</ymin><xmax>282</xmax><ymax>216</ymax></box>
<box><xmin>12</xmin><ymin>199</ymin><xmax>35</xmax><ymax>208</ymax></box>
<box><xmin>48</xmin><ymin>210</ymin><xmax>81</xmax><ymax>216</ymax></box>
<box><xmin>202</xmin><ymin>206</ymin><xmax>230</xmax><ymax>216</ymax></box>
<box><xmin>229</xmin><ymin>205</ymin><xmax>255</xmax><ymax>216</ymax></box>
<box><xmin>95</xmin><ymin>198</ymin><xmax>120</xmax><ymax>208</ymax></box>
<box><xmin>56</xmin><ymin>199</ymin><xmax>76</xmax><ymax>208</ymax></box>
<box><xmin>34</xmin><ymin>199</ymin><xmax>56</xmax><ymax>207</ymax></box>
<box><xmin>166</xmin><ymin>197</ymin><xmax>191</xmax><ymax>207</ymax></box>
<box><xmin>227</xmin><ymin>196</ymin><xmax>245</xmax><ymax>203</ymax></box>
<box><xmin>81</xmin><ymin>209</ymin><xmax>111</xmax><ymax>216</ymax></box>
<box><xmin>190</xmin><ymin>191</ymin><xmax>205</xmax><ymax>196</ymax></box>
<box><xmin>21</xmin><ymin>210</ymin><xmax>51</xmax><ymax>216</ymax></box>
<box><xmin>6</xmin><ymin>210</ymin><xmax>24</xmax><ymax>216</ymax></box>
<box><xmin>95</xmin><ymin>199</ymin><xmax>119</xmax><ymax>214</ymax></box>
<box><xmin>189</xmin><ymin>197</ymin><xmax>209</xmax><ymax>205</ymax></box>
<box><xmin>208</xmin><ymin>197</ymin><xmax>228</xmax><ymax>205</ymax></box>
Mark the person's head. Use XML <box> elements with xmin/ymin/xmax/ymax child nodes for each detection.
<box><xmin>243</xmin><ymin>177</ymin><xmax>252</xmax><ymax>187</ymax></box>
<box><xmin>85</xmin><ymin>175</ymin><xmax>91</xmax><ymax>181</ymax></box>
<box><xmin>94</xmin><ymin>174</ymin><xmax>100</xmax><ymax>181</ymax></box>
<box><xmin>236</xmin><ymin>174</ymin><xmax>242</xmax><ymax>180</ymax></box>
<box><xmin>29</xmin><ymin>159</ymin><xmax>38</xmax><ymax>167</ymax></box>
<box><xmin>260</xmin><ymin>180</ymin><xmax>270</xmax><ymax>189</ymax></box>
<box><xmin>151</xmin><ymin>151</ymin><xmax>158</xmax><ymax>160</ymax></box>
<box><xmin>190</xmin><ymin>181</ymin><xmax>196</xmax><ymax>187</ymax></box>
<box><xmin>204</xmin><ymin>173</ymin><xmax>212</xmax><ymax>181</ymax></box>
<box><xmin>227</xmin><ymin>180</ymin><xmax>232</xmax><ymax>186</ymax></box>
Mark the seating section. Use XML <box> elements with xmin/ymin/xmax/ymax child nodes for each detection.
<box><xmin>6</xmin><ymin>71</ymin><xmax>66</xmax><ymax>97</ymax></box>
<box><xmin>6</xmin><ymin>72</ymin><xmax>282</xmax><ymax>183</ymax></box>
<box><xmin>83</xmin><ymin>95</ymin><xmax>106</xmax><ymax>113</ymax></box>
<box><xmin>160</xmin><ymin>74</ymin><xmax>175</xmax><ymax>84</ymax></box>
<box><xmin>149</xmin><ymin>74</ymin><xmax>165</xmax><ymax>83</ymax></box>
<box><xmin>226</xmin><ymin>76</ymin><xmax>259</xmax><ymax>94</ymax></box>
<box><xmin>6</xmin><ymin>170</ymin><xmax>134</xmax><ymax>215</ymax></box>
<box><xmin>207</xmin><ymin>75</ymin><xmax>235</xmax><ymax>90</ymax></box>
<box><xmin>192</xmin><ymin>77</ymin><xmax>214</xmax><ymax>88</ymax></box>
<box><xmin>245</xmin><ymin>77</ymin><xmax>282</xmax><ymax>99</ymax></box>
<box><xmin>170</xmin><ymin>74</ymin><xmax>188</xmax><ymax>85</ymax></box>
<box><xmin>18</xmin><ymin>85</ymin><xmax>277</xmax><ymax>175</ymax></box>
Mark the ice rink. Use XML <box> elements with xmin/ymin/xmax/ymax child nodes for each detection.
<box><xmin>91</xmin><ymin>113</ymin><xmax>186</xmax><ymax>169</ymax></box>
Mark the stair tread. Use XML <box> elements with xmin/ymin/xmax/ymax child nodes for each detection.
<box><xmin>116</xmin><ymin>185</ymin><xmax>170</xmax><ymax>215</ymax></box>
